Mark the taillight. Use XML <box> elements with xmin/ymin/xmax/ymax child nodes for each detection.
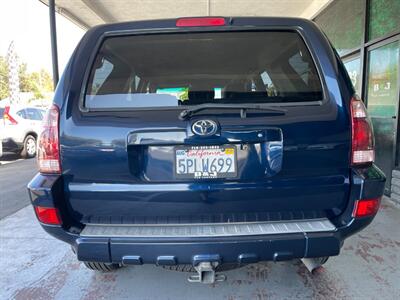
<box><xmin>353</xmin><ymin>198</ymin><xmax>381</xmax><ymax>218</ymax></box>
<box><xmin>34</xmin><ymin>206</ymin><xmax>62</xmax><ymax>225</ymax></box>
<box><xmin>3</xmin><ymin>106</ymin><xmax>18</xmax><ymax>125</ymax></box>
<box><xmin>176</xmin><ymin>17</ymin><xmax>226</xmax><ymax>27</ymax></box>
<box><xmin>350</xmin><ymin>96</ymin><xmax>374</xmax><ymax>165</ymax></box>
<box><xmin>37</xmin><ymin>104</ymin><xmax>61</xmax><ymax>174</ymax></box>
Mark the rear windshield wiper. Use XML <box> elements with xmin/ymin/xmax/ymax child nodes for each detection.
<box><xmin>179</xmin><ymin>103</ymin><xmax>287</xmax><ymax>120</ymax></box>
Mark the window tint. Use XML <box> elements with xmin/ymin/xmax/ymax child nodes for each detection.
<box><xmin>25</xmin><ymin>108</ymin><xmax>44</xmax><ymax>120</ymax></box>
<box><xmin>85</xmin><ymin>31</ymin><xmax>323</xmax><ymax>109</ymax></box>
<box><xmin>289</xmin><ymin>52</ymin><xmax>312</xmax><ymax>84</ymax></box>
<box><xmin>157</xmin><ymin>87</ymin><xmax>189</xmax><ymax>101</ymax></box>
<box><xmin>16</xmin><ymin>109</ymin><xmax>27</xmax><ymax>119</ymax></box>
<box><xmin>39</xmin><ymin>109</ymin><xmax>46</xmax><ymax>118</ymax></box>
<box><xmin>89</xmin><ymin>58</ymin><xmax>114</xmax><ymax>95</ymax></box>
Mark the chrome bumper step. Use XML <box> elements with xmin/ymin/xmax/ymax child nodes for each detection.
<box><xmin>80</xmin><ymin>218</ymin><xmax>336</xmax><ymax>238</ymax></box>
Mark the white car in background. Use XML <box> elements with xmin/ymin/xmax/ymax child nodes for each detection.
<box><xmin>0</xmin><ymin>107</ymin><xmax>4</xmax><ymax>158</ymax></box>
<box><xmin>1</xmin><ymin>105</ymin><xmax>46</xmax><ymax>158</ymax></box>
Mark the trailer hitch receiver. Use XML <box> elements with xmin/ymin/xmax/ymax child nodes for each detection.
<box><xmin>187</xmin><ymin>262</ymin><xmax>226</xmax><ymax>284</ymax></box>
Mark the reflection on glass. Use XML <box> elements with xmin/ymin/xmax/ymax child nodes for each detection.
<box><xmin>367</xmin><ymin>42</ymin><xmax>399</xmax><ymax>117</ymax></box>
<box><xmin>368</xmin><ymin>0</ymin><xmax>400</xmax><ymax>41</ymax></box>
<box><xmin>315</xmin><ymin>0</ymin><xmax>364</xmax><ymax>55</ymax></box>
<box><xmin>366</xmin><ymin>41</ymin><xmax>399</xmax><ymax>193</ymax></box>
<box><xmin>344</xmin><ymin>57</ymin><xmax>361</xmax><ymax>95</ymax></box>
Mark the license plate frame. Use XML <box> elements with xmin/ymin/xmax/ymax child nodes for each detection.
<box><xmin>174</xmin><ymin>145</ymin><xmax>237</xmax><ymax>179</ymax></box>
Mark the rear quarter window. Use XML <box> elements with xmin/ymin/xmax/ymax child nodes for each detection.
<box><xmin>84</xmin><ymin>31</ymin><xmax>323</xmax><ymax>109</ymax></box>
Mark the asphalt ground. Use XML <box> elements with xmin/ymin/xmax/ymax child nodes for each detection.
<box><xmin>0</xmin><ymin>155</ymin><xmax>399</xmax><ymax>299</ymax></box>
<box><xmin>0</xmin><ymin>154</ymin><xmax>37</xmax><ymax>219</ymax></box>
<box><xmin>0</xmin><ymin>200</ymin><xmax>399</xmax><ymax>299</ymax></box>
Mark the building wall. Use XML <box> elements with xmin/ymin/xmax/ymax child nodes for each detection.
<box><xmin>314</xmin><ymin>0</ymin><xmax>400</xmax><ymax>197</ymax></box>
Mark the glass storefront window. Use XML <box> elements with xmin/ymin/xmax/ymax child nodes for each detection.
<box><xmin>315</xmin><ymin>0</ymin><xmax>364</xmax><ymax>55</ymax></box>
<box><xmin>368</xmin><ymin>0</ymin><xmax>400</xmax><ymax>41</ymax></box>
<box><xmin>367</xmin><ymin>42</ymin><xmax>399</xmax><ymax>117</ymax></box>
<box><xmin>366</xmin><ymin>41</ymin><xmax>399</xmax><ymax>193</ymax></box>
<box><xmin>315</xmin><ymin>0</ymin><xmax>400</xmax><ymax>194</ymax></box>
<box><xmin>344</xmin><ymin>57</ymin><xmax>361</xmax><ymax>95</ymax></box>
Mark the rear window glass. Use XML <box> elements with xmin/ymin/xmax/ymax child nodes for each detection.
<box><xmin>25</xmin><ymin>108</ymin><xmax>43</xmax><ymax>120</ymax></box>
<box><xmin>85</xmin><ymin>31</ymin><xmax>323</xmax><ymax>109</ymax></box>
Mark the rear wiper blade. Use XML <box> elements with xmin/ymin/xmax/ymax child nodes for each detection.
<box><xmin>179</xmin><ymin>103</ymin><xmax>287</xmax><ymax>120</ymax></box>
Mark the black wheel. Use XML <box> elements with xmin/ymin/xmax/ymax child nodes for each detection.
<box><xmin>83</xmin><ymin>261</ymin><xmax>120</xmax><ymax>272</ymax></box>
<box><xmin>21</xmin><ymin>135</ymin><xmax>36</xmax><ymax>158</ymax></box>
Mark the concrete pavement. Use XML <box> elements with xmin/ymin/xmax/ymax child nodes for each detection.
<box><xmin>1</xmin><ymin>197</ymin><xmax>399</xmax><ymax>300</ymax></box>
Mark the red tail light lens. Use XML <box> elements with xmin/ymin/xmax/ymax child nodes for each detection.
<box><xmin>3</xmin><ymin>106</ymin><xmax>18</xmax><ymax>125</ymax></box>
<box><xmin>34</xmin><ymin>206</ymin><xmax>62</xmax><ymax>225</ymax></box>
<box><xmin>353</xmin><ymin>198</ymin><xmax>381</xmax><ymax>218</ymax></box>
<box><xmin>350</xmin><ymin>96</ymin><xmax>374</xmax><ymax>165</ymax></box>
<box><xmin>37</xmin><ymin>104</ymin><xmax>61</xmax><ymax>174</ymax></box>
<box><xmin>176</xmin><ymin>17</ymin><xmax>226</xmax><ymax>27</ymax></box>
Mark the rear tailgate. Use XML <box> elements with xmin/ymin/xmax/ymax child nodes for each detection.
<box><xmin>61</xmin><ymin>19</ymin><xmax>351</xmax><ymax>225</ymax></box>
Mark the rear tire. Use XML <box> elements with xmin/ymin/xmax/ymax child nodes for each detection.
<box><xmin>20</xmin><ymin>135</ymin><xmax>36</xmax><ymax>158</ymax></box>
<box><xmin>83</xmin><ymin>261</ymin><xmax>120</xmax><ymax>272</ymax></box>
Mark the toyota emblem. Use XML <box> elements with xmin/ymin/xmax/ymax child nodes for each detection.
<box><xmin>191</xmin><ymin>120</ymin><xmax>218</xmax><ymax>136</ymax></box>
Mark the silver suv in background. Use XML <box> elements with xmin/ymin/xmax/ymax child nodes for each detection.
<box><xmin>1</xmin><ymin>105</ymin><xmax>45</xmax><ymax>158</ymax></box>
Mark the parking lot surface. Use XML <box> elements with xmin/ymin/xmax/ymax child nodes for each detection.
<box><xmin>1</xmin><ymin>196</ymin><xmax>399</xmax><ymax>300</ymax></box>
<box><xmin>0</xmin><ymin>155</ymin><xmax>37</xmax><ymax>219</ymax></box>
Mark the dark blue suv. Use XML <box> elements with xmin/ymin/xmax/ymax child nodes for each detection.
<box><xmin>28</xmin><ymin>17</ymin><xmax>385</xmax><ymax>283</ymax></box>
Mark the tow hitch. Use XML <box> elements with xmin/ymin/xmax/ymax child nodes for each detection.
<box><xmin>187</xmin><ymin>262</ymin><xmax>226</xmax><ymax>284</ymax></box>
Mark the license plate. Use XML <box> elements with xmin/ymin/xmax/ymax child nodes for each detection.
<box><xmin>175</xmin><ymin>145</ymin><xmax>237</xmax><ymax>179</ymax></box>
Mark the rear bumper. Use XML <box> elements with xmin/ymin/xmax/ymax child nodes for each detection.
<box><xmin>79</xmin><ymin>232</ymin><xmax>341</xmax><ymax>265</ymax></box>
<box><xmin>41</xmin><ymin>224</ymin><xmax>341</xmax><ymax>265</ymax></box>
<box><xmin>2</xmin><ymin>138</ymin><xmax>22</xmax><ymax>152</ymax></box>
<box><xmin>27</xmin><ymin>165</ymin><xmax>386</xmax><ymax>265</ymax></box>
